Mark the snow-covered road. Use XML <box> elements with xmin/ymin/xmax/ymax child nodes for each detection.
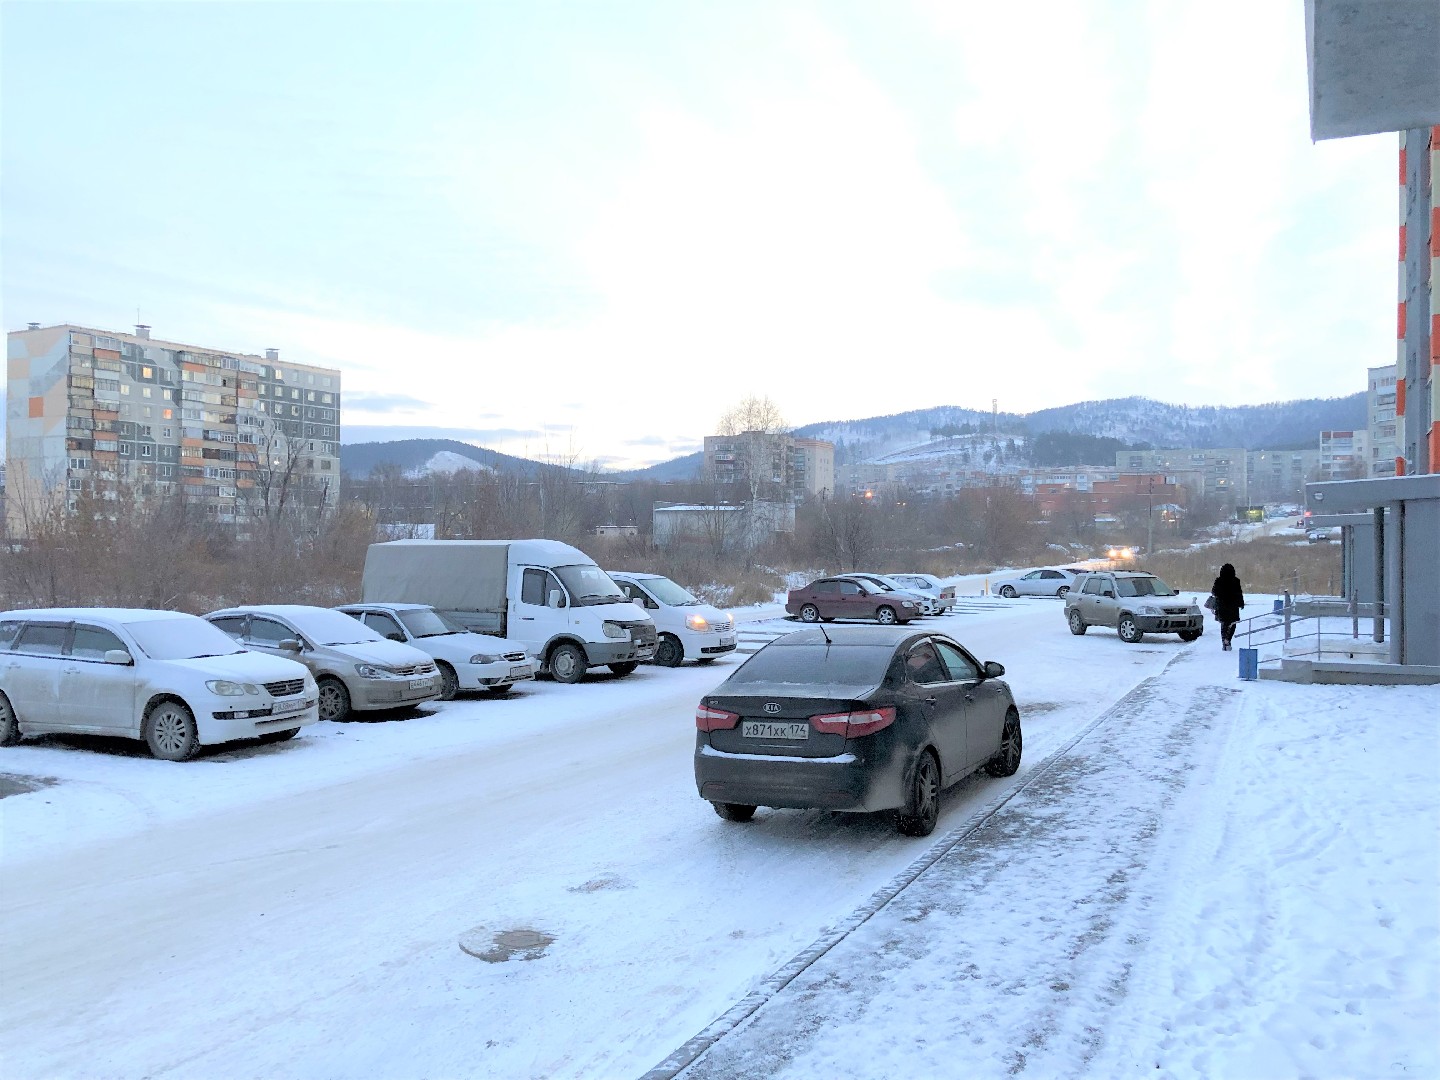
<box><xmin>2</xmin><ymin>596</ymin><xmax>1434</xmax><ymax>1079</ymax></box>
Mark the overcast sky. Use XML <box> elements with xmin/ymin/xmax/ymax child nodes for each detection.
<box><xmin>1</xmin><ymin>1</ymin><xmax>1398</xmax><ymax>470</ymax></box>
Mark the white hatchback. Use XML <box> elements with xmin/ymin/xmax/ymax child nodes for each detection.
<box><xmin>0</xmin><ymin>608</ymin><xmax>318</xmax><ymax>761</ymax></box>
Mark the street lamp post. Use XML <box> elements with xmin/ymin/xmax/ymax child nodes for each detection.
<box><xmin>1147</xmin><ymin>477</ymin><xmax>1154</xmax><ymax>556</ymax></box>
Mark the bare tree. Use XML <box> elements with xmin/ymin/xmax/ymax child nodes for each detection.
<box><xmin>717</xmin><ymin>395</ymin><xmax>788</xmax><ymax>436</ymax></box>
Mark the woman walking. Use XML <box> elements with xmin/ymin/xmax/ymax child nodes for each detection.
<box><xmin>1210</xmin><ymin>562</ymin><xmax>1246</xmax><ymax>651</ymax></box>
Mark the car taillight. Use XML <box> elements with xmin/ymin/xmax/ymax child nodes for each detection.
<box><xmin>809</xmin><ymin>706</ymin><xmax>896</xmax><ymax>739</ymax></box>
<box><xmin>696</xmin><ymin>704</ymin><xmax>740</xmax><ymax>732</ymax></box>
<box><xmin>941</xmin><ymin>587</ymin><xmax>955</xmax><ymax>598</ymax></box>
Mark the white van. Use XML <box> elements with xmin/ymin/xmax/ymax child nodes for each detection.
<box><xmin>362</xmin><ymin>539</ymin><xmax>657</xmax><ymax>683</ymax></box>
<box><xmin>607</xmin><ymin>572</ymin><xmax>737</xmax><ymax>666</ymax></box>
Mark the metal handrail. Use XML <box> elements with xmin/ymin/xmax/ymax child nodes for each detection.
<box><xmin>1238</xmin><ymin>591</ymin><xmax>1389</xmax><ymax>665</ymax></box>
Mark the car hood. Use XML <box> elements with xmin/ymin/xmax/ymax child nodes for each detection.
<box><xmin>169</xmin><ymin>651</ymin><xmax>312</xmax><ymax>684</ymax></box>
<box><xmin>320</xmin><ymin>639</ymin><xmax>433</xmax><ymax>666</ymax></box>
<box><xmin>413</xmin><ymin>632</ymin><xmax>530</xmax><ymax>661</ymax></box>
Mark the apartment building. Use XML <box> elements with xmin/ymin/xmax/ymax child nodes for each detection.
<box><xmin>703</xmin><ymin>431</ymin><xmax>834</xmax><ymax>503</ymax></box>
<box><xmin>1116</xmin><ymin>448</ymin><xmax>1247</xmax><ymax>506</ymax></box>
<box><xmin>6</xmin><ymin>323</ymin><xmax>341</xmax><ymax>538</ymax></box>
<box><xmin>1318</xmin><ymin>429</ymin><xmax>1369</xmax><ymax>481</ymax></box>
<box><xmin>1365</xmin><ymin>364</ymin><xmax>1402</xmax><ymax>477</ymax></box>
<box><xmin>1397</xmin><ymin>126</ymin><xmax>1438</xmax><ymax>474</ymax></box>
<box><xmin>1246</xmin><ymin>449</ymin><xmax>1320</xmax><ymax>502</ymax></box>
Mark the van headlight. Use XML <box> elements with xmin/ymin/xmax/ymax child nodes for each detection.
<box><xmin>685</xmin><ymin>614</ymin><xmax>711</xmax><ymax>631</ymax></box>
<box><xmin>206</xmin><ymin>680</ymin><xmax>260</xmax><ymax>696</ymax></box>
<box><xmin>602</xmin><ymin>621</ymin><xmax>628</xmax><ymax>639</ymax></box>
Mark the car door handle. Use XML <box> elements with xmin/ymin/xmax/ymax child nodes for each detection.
<box><xmin>519</xmin><ymin>616</ymin><xmax>536</xmax><ymax>621</ymax></box>
<box><xmin>923</xmin><ymin>696</ymin><xmax>937</xmax><ymax>706</ymax></box>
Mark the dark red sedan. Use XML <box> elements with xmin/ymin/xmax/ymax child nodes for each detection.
<box><xmin>785</xmin><ymin>576</ymin><xmax>920</xmax><ymax>625</ymax></box>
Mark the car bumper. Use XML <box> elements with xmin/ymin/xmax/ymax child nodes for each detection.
<box><xmin>351</xmin><ymin>676</ymin><xmax>443</xmax><ymax>710</ymax></box>
<box><xmin>694</xmin><ymin>743</ymin><xmax>906</xmax><ymax>813</ymax></box>
<box><xmin>458</xmin><ymin>659</ymin><xmax>536</xmax><ymax>689</ymax></box>
<box><xmin>204</xmin><ymin>699</ymin><xmax>318</xmax><ymax>741</ymax></box>
<box><xmin>585</xmin><ymin>639</ymin><xmax>657</xmax><ymax>666</ymax></box>
<box><xmin>1135</xmin><ymin>614</ymin><xmax>1204</xmax><ymax>633</ymax></box>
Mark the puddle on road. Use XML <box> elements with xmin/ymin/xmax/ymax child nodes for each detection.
<box><xmin>0</xmin><ymin>773</ymin><xmax>58</xmax><ymax>800</ymax></box>
<box><xmin>459</xmin><ymin>925</ymin><xmax>555</xmax><ymax>963</ymax></box>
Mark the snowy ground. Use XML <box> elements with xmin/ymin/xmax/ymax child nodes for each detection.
<box><xmin>1</xmin><ymin>593</ymin><xmax>1435</xmax><ymax>1079</ymax></box>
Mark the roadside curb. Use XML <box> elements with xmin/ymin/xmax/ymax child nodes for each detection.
<box><xmin>640</xmin><ymin>649</ymin><xmax>1195</xmax><ymax>1080</ymax></box>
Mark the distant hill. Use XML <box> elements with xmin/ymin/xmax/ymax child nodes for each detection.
<box><xmin>340</xmin><ymin>439</ymin><xmax>578</xmax><ymax>479</ymax></box>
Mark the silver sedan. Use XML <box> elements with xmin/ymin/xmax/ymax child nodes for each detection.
<box><xmin>992</xmin><ymin>568</ymin><xmax>1081</xmax><ymax>598</ymax></box>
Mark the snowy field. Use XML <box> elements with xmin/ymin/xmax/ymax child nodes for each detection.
<box><xmin>1</xmin><ymin>593</ymin><xmax>1435</xmax><ymax>1079</ymax></box>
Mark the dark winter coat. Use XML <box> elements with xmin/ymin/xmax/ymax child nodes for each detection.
<box><xmin>1210</xmin><ymin>572</ymin><xmax>1245</xmax><ymax>624</ymax></box>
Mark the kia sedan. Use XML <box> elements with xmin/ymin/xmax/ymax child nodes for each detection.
<box><xmin>205</xmin><ymin>605</ymin><xmax>442</xmax><ymax>722</ymax></box>
<box><xmin>336</xmin><ymin>603</ymin><xmax>535</xmax><ymax>698</ymax></box>
<box><xmin>0</xmin><ymin>608</ymin><xmax>317</xmax><ymax>761</ymax></box>
<box><xmin>786</xmin><ymin>577</ymin><xmax>919</xmax><ymax>625</ymax></box>
<box><xmin>694</xmin><ymin>625</ymin><xmax>1022</xmax><ymax>836</ymax></box>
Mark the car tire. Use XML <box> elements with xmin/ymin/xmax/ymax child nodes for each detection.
<box><xmin>1057</xmin><ymin>586</ymin><xmax>1070</xmax><ymax>598</ymax></box>
<box><xmin>143</xmin><ymin>699</ymin><xmax>199</xmax><ymax>762</ymax></box>
<box><xmin>875</xmin><ymin>606</ymin><xmax>898</xmax><ymax>625</ymax></box>
<box><xmin>1118</xmin><ymin>615</ymin><xmax>1143</xmax><ymax>644</ymax></box>
<box><xmin>713</xmin><ymin>802</ymin><xmax>756</xmax><ymax>823</ymax></box>
<box><xmin>985</xmin><ymin>709</ymin><xmax>1023</xmax><ymax>777</ymax></box>
<box><xmin>896</xmin><ymin>750</ymin><xmax>940</xmax><ymax>836</ymax></box>
<box><xmin>1178</xmin><ymin>629</ymin><xmax>1202</xmax><ymax>642</ymax></box>
<box><xmin>798</xmin><ymin>604</ymin><xmax>820</xmax><ymax>623</ymax></box>
<box><xmin>548</xmin><ymin>643</ymin><xmax>587</xmax><ymax>684</ymax></box>
<box><xmin>999</xmin><ymin>585</ymin><xmax>1017</xmax><ymax>599</ymax></box>
<box><xmin>655</xmin><ymin>633</ymin><xmax>685</xmax><ymax>667</ymax></box>
<box><xmin>317</xmin><ymin>677</ymin><xmax>352</xmax><ymax>722</ymax></box>
<box><xmin>436</xmin><ymin>662</ymin><xmax>459</xmax><ymax>701</ymax></box>
<box><xmin>259</xmin><ymin>727</ymin><xmax>301</xmax><ymax>744</ymax></box>
<box><xmin>1067</xmin><ymin>609</ymin><xmax>1087</xmax><ymax>635</ymax></box>
<box><xmin>0</xmin><ymin>692</ymin><xmax>21</xmax><ymax>747</ymax></box>
<box><xmin>609</xmin><ymin>661</ymin><xmax>638</xmax><ymax>676</ymax></box>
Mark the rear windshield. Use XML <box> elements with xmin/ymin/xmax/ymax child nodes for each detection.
<box><xmin>725</xmin><ymin>643</ymin><xmax>894</xmax><ymax>689</ymax></box>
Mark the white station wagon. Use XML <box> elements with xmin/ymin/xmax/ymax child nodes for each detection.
<box><xmin>0</xmin><ymin>608</ymin><xmax>318</xmax><ymax>761</ymax></box>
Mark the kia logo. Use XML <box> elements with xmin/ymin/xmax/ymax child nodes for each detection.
<box><xmin>764</xmin><ymin>702</ymin><xmax>781</xmax><ymax>715</ymax></box>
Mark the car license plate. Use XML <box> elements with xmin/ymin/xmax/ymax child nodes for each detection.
<box><xmin>509</xmin><ymin>664</ymin><xmax>531</xmax><ymax>678</ymax></box>
<box><xmin>272</xmin><ymin>698</ymin><xmax>309</xmax><ymax>716</ymax></box>
<box><xmin>408</xmin><ymin>678</ymin><xmax>430</xmax><ymax>689</ymax></box>
<box><xmin>719</xmin><ymin>633</ymin><xmax>735</xmax><ymax>646</ymax></box>
<box><xmin>742</xmin><ymin>720</ymin><xmax>808</xmax><ymax>740</ymax></box>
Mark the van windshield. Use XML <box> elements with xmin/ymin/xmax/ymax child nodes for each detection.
<box><xmin>554</xmin><ymin>564</ymin><xmax>628</xmax><ymax>606</ymax></box>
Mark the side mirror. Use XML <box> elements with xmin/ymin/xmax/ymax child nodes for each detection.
<box><xmin>278</xmin><ymin>638</ymin><xmax>303</xmax><ymax>652</ymax></box>
<box><xmin>104</xmin><ymin>649</ymin><xmax>133</xmax><ymax>666</ymax></box>
<box><xmin>983</xmin><ymin>660</ymin><xmax>1005</xmax><ymax>679</ymax></box>
<box><xmin>547</xmin><ymin>590</ymin><xmax>566</xmax><ymax>609</ymax></box>
<box><xmin>1102</xmin><ymin>589</ymin><xmax>1115</xmax><ymax>598</ymax></box>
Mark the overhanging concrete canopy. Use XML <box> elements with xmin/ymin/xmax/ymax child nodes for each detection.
<box><xmin>1306</xmin><ymin>0</ymin><xmax>1440</xmax><ymax>140</ymax></box>
<box><xmin>1307</xmin><ymin>473</ymin><xmax>1440</xmax><ymax>511</ymax></box>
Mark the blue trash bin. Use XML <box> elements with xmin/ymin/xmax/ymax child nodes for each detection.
<box><xmin>1273</xmin><ymin>598</ymin><xmax>1284</xmax><ymax>614</ymax></box>
<box><xmin>1238</xmin><ymin>648</ymin><xmax>1259</xmax><ymax>680</ymax></box>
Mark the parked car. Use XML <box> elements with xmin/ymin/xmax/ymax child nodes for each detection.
<box><xmin>335</xmin><ymin>603</ymin><xmax>534</xmax><ymax>698</ymax></box>
<box><xmin>1063</xmin><ymin>572</ymin><xmax>1203</xmax><ymax>643</ymax></box>
<box><xmin>607</xmin><ymin>572</ymin><xmax>737</xmax><ymax>666</ymax></box>
<box><xmin>992</xmin><ymin>567</ymin><xmax>1083</xmax><ymax>599</ymax></box>
<box><xmin>1307</xmin><ymin>529</ymin><xmax>1334</xmax><ymax>543</ymax></box>
<box><xmin>839</xmin><ymin>573</ymin><xmax>934</xmax><ymax>613</ymax></box>
<box><xmin>204</xmin><ymin>605</ymin><xmax>442</xmax><ymax>722</ymax></box>
<box><xmin>0</xmin><ymin>608</ymin><xmax>317</xmax><ymax>761</ymax></box>
<box><xmin>884</xmin><ymin>573</ymin><xmax>957</xmax><ymax>614</ymax></box>
<box><xmin>786</xmin><ymin>577</ymin><xmax>920</xmax><ymax>625</ymax></box>
<box><xmin>694</xmin><ymin>625</ymin><xmax>1023</xmax><ymax>836</ymax></box>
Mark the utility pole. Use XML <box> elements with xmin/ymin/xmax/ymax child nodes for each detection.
<box><xmin>1147</xmin><ymin>477</ymin><xmax>1154</xmax><ymax>556</ymax></box>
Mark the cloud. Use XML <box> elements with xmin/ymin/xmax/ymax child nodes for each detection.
<box><xmin>343</xmin><ymin>392</ymin><xmax>432</xmax><ymax>412</ymax></box>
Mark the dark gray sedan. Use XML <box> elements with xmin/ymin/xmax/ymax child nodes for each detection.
<box><xmin>694</xmin><ymin>625</ymin><xmax>1022</xmax><ymax>837</ymax></box>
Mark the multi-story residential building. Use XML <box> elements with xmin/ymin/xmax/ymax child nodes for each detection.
<box><xmin>1317</xmin><ymin>429</ymin><xmax>1369</xmax><ymax>481</ymax></box>
<box><xmin>703</xmin><ymin>431</ymin><xmax>834</xmax><ymax>503</ymax></box>
<box><xmin>1116</xmin><ymin>448</ymin><xmax>1247</xmax><ymax>507</ymax></box>
<box><xmin>1246</xmin><ymin>449</ymin><xmax>1320</xmax><ymax>502</ymax></box>
<box><xmin>1366</xmin><ymin>364</ymin><xmax>1402</xmax><ymax>477</ymax></box>
<box><xmin>6</xmin><ymin>323</ymin><xmax>341</xmax><ymax>538</ymax></box>
<box><xmin>1397</xmin><ymin>126</ymin><xmax>1438</xmax><ymax>474</ymax></box>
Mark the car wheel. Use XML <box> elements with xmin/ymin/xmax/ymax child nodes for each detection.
<box><xmin>798</xmin><ymin>604</ymin><xmax>820</xmax><ymax>623</ymax></box>
<box><xmin>0</xmin><ymin>692</ymin><xmax>21</xmax><ymax>747</ymax></box>
<box><xmin>317</xmin><ymin>677</ymin><xmax>352</xmax><ymax>722</ymax></box>
<box><xmin>144</xmin><ymin>699</ymin><xmax>199</xmax><ymax>762</ymax></box>
<box><xmin>713</xmin><ymin>802</ymin><xmax>756</xmax><ymax>823</ymax></box>
<box><xmin>1118</xmin><ymin>614</ymin><xmax>1143</xmax><ymax>644</ymax></box>
<box><xmin>896</xmin><ymin>750</ymin><xmax>941</xmax><ymax>836</ymax></box>
<box><xmin>1067</xmin><ymin>609</ymin><xmax>1087</xmax><ymax>636</ymax></box>
<box><xmin>609</xmin><ymin>661</ymin><xmax>638</xmax><ymax>676</ymax></box>
<box><xmin>1056</xmin><ymin>586</ymin><xmax>1070</xmax><ymax>598</ymax></box>
<box><xmin>875</xmin><ymin>605</ymin><xmax>898</xmax><ymax>625</ymax></box>
<box><xmin>436</xmin><ymin>662</ymin><xmax>459</xmax><ymax>701</ymax></box>
<box><xmin>258</xmin><ymin>727</ymin><xmax>301</xmax><ymax>744</ymax></box>
<box><xmin>655</xmin><ymin>633</ymin><xmax>685</xmax><ymax>667</ymax></box>
<box><xmin>985</xmin><ymin>709</ymin><xmax>1023</xmax><ymax>777</ymax></box>
<box><xmin>1178</xmin><ymin>629</ymin><xmax>1202</xmax><ymax>642</ymax></box>
<box><xmin>548</xmin><ymin>642</ymin><xmax>587</xmax><ymax>684</ymax></box>
<box><xmin>999</xmin><ymin>585</ymin><xmax>1017</xmax><ymax>598</ymax></box>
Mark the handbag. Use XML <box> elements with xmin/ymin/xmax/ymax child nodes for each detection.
<box><xmin>1204</xmin><ymin>594</ymin><xmax>1217</xmax><ymax>611</ymax></box>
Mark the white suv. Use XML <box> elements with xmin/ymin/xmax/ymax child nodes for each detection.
<box><xmin>0</xmin><ymin>608</ymin><xmax>317</xmax><ymax>761</ymax></box>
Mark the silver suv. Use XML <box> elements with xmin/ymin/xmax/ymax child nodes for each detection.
<box><xmin>1064</xmin><ymin>571</ymin><xmax>1203</xmax><ymax>644</ymax></box>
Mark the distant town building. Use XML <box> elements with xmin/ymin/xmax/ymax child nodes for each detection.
<box><xmin>1116</xmin><ymin>448</ymin><xmax>1247</xmax><ymax>506</ymax></box>
<box><xmin>651</xmin><ymin>500</ymin><xmax>795</xmax><ymax>550</ymax></box>
<box><xmin>5</xmin><ymin>323</ymin><xmax>341</xmax><ymax>538</ymax></box>
<box><xmin>703</xmin><ymin>431</ymin><xmax>834</xmax><ymax>503</ymax></box>
<box><xmin>1246</xmin><ymin>449</ymin><xmax>1320</xmax><ymax>502</ymax></box>
<box><xmin>1318</xmin><ymin>429</ymin><xmax>1369</xmax><ymax>481</ymax></box>
<box><xmin>1367</xmin><ymin>364</ymin><xmax>1402</xmax><ymax>477</ymax></box>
